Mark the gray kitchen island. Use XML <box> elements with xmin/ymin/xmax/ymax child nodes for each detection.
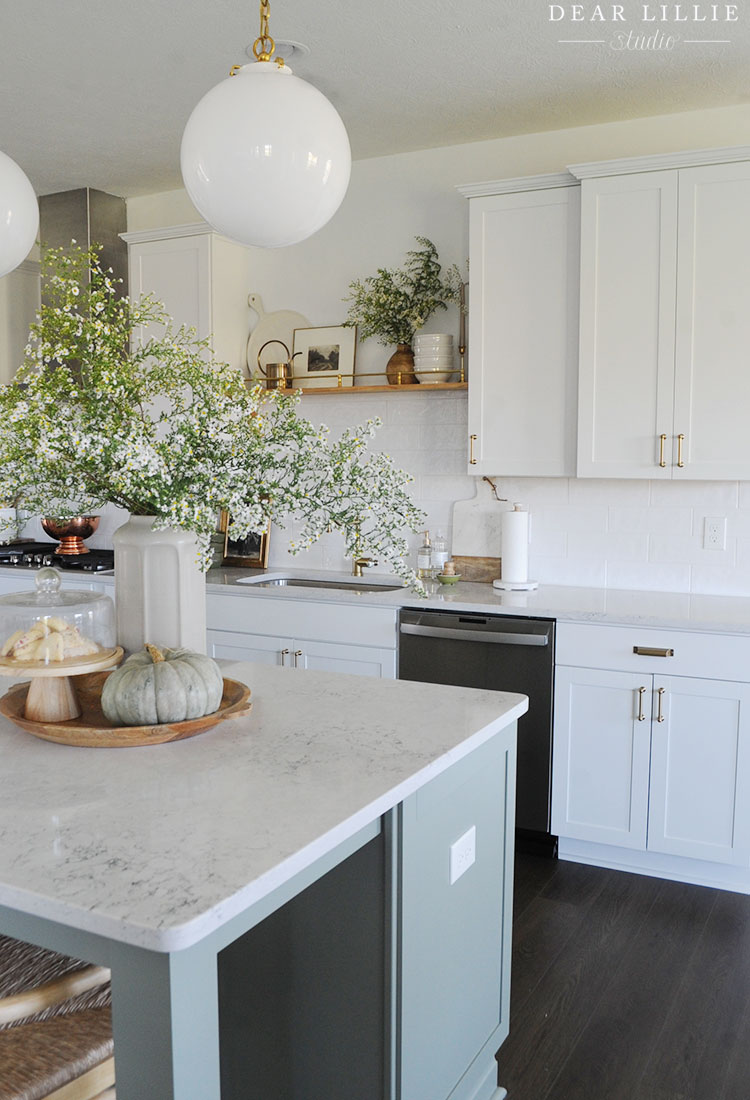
<box><xmin>0</xmin><ymin>661</ymin><xmax>526</xmax><ymax>1100</ymax></box>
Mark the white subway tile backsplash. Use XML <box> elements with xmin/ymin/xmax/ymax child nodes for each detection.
<box><xmin>535</xmin><ymin>506</ymin><xmax>608</xmax><ymax>536</ymax></box>
<box><xmin>527</xmin><ymin>530</ymin><xmax>567</xmax><ymax>558</ymax></box>
<box><xmin>421</xmin><ymin>476</ymin><xmax>476</xmax><ymax>502</ymax></box>
<box><xmin>570</xmin><ymin>478</ymin><xmax>651</xmax><ymax>506</ymax></box>
<box><xmin>568</xmin><ymin>531</ymin><xmax>648</xmax><ymax>561</ymax></box>
<box><xmin>649</xmin><ymin>479</ymin><xmax>739</xmax><ymax>509</ymax></box>
<box><xmin>649</xmin><ymin>532</ymin><xmax>736</xmax><ymax>567</ymax></box>
<box><xmin>260</xmin><ymin>392</ymin><xmax>750</xmax><ymax>597</ymax></box>
<box><xmin>417</xmin><ymin>422</ymin><xmax>466</xmax><ymax>451</ymax></box>
<box><xmin>388</xmin><ymin>392</ymin><xmax>468</xmax><ymax>426</ymax></box>
<box><xmin>608</xmin><ymin>507</ymin><xmax>693</xmax><ymax>536</ymax></box>
<box><xmin>689</xmin><ymin>563</ymin><xmax>750</xmax><ymax>598</ymax></box>
<box><xmin>606</xmin><ymin>561</ymin><xmax>692</xmax><ymax>593</ymax></box>
<box><xmin>495</xmin><ymin>477</ymin><xmax>571</xmax><ymax>506</ymax></box>
<box><xmin>725</xmin><ymin>510</ymin><xmax>750</xmax><ymax>538</ymax></box>
<box><xmin>533</xmin><ymin>555</ymin><xmax>607</xmax><ymax>588</ymax></box>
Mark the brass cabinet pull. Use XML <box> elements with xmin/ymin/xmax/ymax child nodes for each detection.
<box><xmin>677</xmin><ymin>433</ymin><xmax>685</xmax><ymax>468</ymax></box>
<box><xmin>293</xmin><ymin>649</ymin><xmax>303</xmax><ymax>668</ymax></box>
<box><xmin>633</xmin><ymin>646</ymin><xmax>674</xmax><ymax>658</ymax></box>
<box><xmin>656</xmin><ymin>686</ymin><xmax>665</xmax><ymax>723</ymax></box>
<box><xmin>280</xmin><ymin>648</ymin><xmax>290</xmax><ymax>667</ymax></box>
<box><xmin>469</xmin><ymin>434</ymin><xmax>477</xmax><ymax>465</ymax></box>
<box><xmin>637</xmin><ymin>686</ymin><xmax>647</xmax><ymax>722</ymax></box>
<box><xmin>659</xmin><ymin>433</ymin><xmax>667</xmax><ymax>468</ymax></box>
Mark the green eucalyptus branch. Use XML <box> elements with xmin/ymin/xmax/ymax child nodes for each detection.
<box><xmin>343</xmin><ymin>237</ymin><xmax>462</xmax><ymax>347</ymax></box>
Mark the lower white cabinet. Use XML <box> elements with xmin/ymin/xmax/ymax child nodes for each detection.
<box><xmin>552</xmin><ymin>622</ymin><xmax>750</xmax><ymax>884</ymax></box>
<box><xmin>553</xmin><ymin>665</ymin><xmax>750</xmax><ymax>865</ymax></box>
<box><xmin>206</xmin><ymin>592</ymin><xmax>398</xmax><ymax>679</ymax></box>
<box><xmin>207</xmin><ymin>628</ymin><xmax>396</xmax><ymax>678</ymax></box>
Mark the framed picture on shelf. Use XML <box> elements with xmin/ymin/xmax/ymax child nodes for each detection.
<box><xmin>292</xmin><ymin>325</ymin><xmax>356</xmax><ymax>390</ymax></box>
<box><xmin>219</xmin><ymin>511</ymin><xmax>271</xmax><ymax>568</ymax></box>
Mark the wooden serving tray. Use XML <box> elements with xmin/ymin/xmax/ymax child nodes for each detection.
<box><xmin>0</xmin><ymin>674</ymin><xmax>252</xmax><ymax>748</ymax></box>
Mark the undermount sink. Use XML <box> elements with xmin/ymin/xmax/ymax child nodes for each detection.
<box><xmin>237</xmin><ymin>574</ymin><xmax>404</xmax><ymax>593</ymax></box>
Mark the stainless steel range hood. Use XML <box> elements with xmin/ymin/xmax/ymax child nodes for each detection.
<box><xmin>39</xmin><ymin>188</ymin><xmax>128</xmax><ymax>295</ymax></box>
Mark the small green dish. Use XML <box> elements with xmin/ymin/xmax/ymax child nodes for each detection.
<box><xmin>436</xmin><ymin>573</ymin><xmax>461</xmax><ymax>585</ymax></box>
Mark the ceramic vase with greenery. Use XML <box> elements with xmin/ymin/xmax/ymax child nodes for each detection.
<box><xmin>0</xmin><ymin>245</ymin><xmax>427</xmax><ymax>606</ymax></box>
<box><xmin>343</xmin><ymin>237</ymin><xmax>461</xmax><ymax>385</ymax></box>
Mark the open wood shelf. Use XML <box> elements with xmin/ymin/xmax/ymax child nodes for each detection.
<box><xmin>247</xmin><ymin>381</ymin><xmax>468</xmax><ymax>395</ymax></box>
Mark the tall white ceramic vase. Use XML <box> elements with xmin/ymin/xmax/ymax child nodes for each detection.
<box><xmin>113</xmin><ymin>517</ymin><xmax>207</xmax><ymax>655</ymax></box>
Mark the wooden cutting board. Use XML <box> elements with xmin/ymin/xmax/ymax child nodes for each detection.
<box><xmin>452</xmin><ymin>481</ymin><xmax>504</xmax><ymax>559</ymax></box>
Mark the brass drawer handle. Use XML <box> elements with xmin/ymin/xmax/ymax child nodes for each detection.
<box><xmin>469</xmin><ymin>434</ymin><xmax>477</xmax><ymax>465</ymax></box>
<box><xmin>659</xmin><ymin>433</ymin><xmax>667</xmax><ymax>468</ymax></box>
<box><xmin>633</xmin><ymin>646</ymin><xmax>674</xmax><ymax>658</ymax></box>
<box><xmin>293</xmin><ymin>649</ymin><xmax>303</xmax><ymax>668</ymax></box>
<box><xmin>637</xmin><ymin>686</ymin><xmax>647</xmax><ymax>722</ymax></box>
<box><xmin>280</xmin><ymin>648</ymin><xmax>290</xmax><ymax>667</ymax></box>
<box><xmin>677</xmin><ymin>433</ymin><xmax>685</xmax><ymax>468</ymax></box>
<box><xmin>656</xmin><ymin>686</ymin><xmax>665</xmax><ymax>723</ymax></box>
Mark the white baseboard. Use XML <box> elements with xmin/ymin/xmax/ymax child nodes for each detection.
<box><xmin>557</xmin><ymin>838</ymin><xmax>750</xmax><ymax>894</ymax></box>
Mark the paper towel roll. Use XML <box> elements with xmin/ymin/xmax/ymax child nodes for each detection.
<box><xmin>501</xmin><ymin>505</ymin><xmax>529</xmax><ymax>583</ymax></box>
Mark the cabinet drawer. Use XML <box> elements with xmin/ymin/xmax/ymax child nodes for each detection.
<box><xmin>207</xmin><ymin>592</ymin><xmax>398</xmax><ymax>649</ymax></box>
<box><xmin>556</xmin><ymin>621</ymin><xmax>750</xmax><ymax>682</ymax></box>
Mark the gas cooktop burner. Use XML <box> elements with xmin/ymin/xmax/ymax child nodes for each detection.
<box><xmin>0</xmin><ymin>542</ymin><xmax>114</xmax><ymax>572</ymax></box>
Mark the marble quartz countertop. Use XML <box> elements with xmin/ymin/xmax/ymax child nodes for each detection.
<box><xmin>0</xmin><ymin>661</ymin><xmax>526</xmax><ymax>952</ymax></box>
<box><xmin>203</xmin><ymin>566</ymin><xmax>750</xmax><ymax>635</ymax></box>
<box><xmin>2</xmin><ymin>562</ymin><xmax>750</xmax><ymax>633</ymax></box>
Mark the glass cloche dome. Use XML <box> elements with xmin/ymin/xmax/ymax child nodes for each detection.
<box><xmin>0</xmin><ymin>568</ymin><xmax>115</xmax><ymax>665</ymax></box>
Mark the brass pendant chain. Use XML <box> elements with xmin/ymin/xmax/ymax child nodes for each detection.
<box><xmin>253</xmin><ymin>0</ymin><xmax>276</xmax><ymax>61</ymax></box>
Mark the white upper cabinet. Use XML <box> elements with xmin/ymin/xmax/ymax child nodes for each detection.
<box><xmin>673</xmin><ymin>162</ymin><xmax>750</xmax><ymax>479</ymax></box>
<box><xmin>573</xmin><ymin>149</ymin><xmax>750</xmax><ymax>480</ymax></box>
<box><xmin>459</xmin><ymin>176</ymin><xmax>580</xmax><ymax>477</ymax></box>
<box><xmin>123</xmin><ymin>225</ymin><xmax>251</xmax><ymax>373</ymax></box>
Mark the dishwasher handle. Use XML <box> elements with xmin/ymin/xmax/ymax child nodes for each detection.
<box><xmin>399</xmin><ymin>622</ymin><xmax>549</xmax><ymax>646</ymax></box>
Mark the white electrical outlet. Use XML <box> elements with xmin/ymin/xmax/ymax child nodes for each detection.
<box><xmin>449</xmin><ymin>825</ymin><xmax>476</xmax><ymax>885</ymax></box>
<box><xmin>704</xmin><ymin>517</ymin><xmax>727</xmax><ymax>551</ymax></box>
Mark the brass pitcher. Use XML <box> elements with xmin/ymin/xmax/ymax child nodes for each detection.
<box><xmin>256</xmin><ymin>340</ymin><xmax>301</xmax><ymax>390</ymax></box>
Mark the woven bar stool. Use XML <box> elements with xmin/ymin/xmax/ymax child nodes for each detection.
<box><xmin>0</xmin><ymin>934</ymin><xmax>114</xmax><ymax>1100</ymax></box>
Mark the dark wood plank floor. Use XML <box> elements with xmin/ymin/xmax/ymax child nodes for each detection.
<box><xmin>497</xmin><ymin>854</ymin><xmax>750</xmax><ymax>1100</ymax></box>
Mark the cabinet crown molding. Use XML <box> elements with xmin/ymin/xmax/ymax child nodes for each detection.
<box><xmin>568</xmin><ymin>145</ymin><xmax>750</xmax><ymax>180</ymax></box>
<box><xmin>457</xmin><ymin>172</ymin><xmax>577</xmax><ymax>198</ymax></box>
<box><xmin>120</xmin><ymin>222</ymin><xmax>214</xmax><ymax>245</ymax></box>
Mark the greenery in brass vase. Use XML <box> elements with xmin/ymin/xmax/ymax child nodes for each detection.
<box><xmin>0</xmin><ymin>245</ymin><xmax>426</xmax><ymax>588</ymax></box>
<box><xmin>343</xmin><ymin>237</ymin><xmax>462</xmax><ymax>347</ymax></box>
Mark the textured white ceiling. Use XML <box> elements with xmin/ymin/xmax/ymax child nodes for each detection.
<box><xmin>1</xmin><ymin>0</ymin><xmax>748</xmax><ymax>197</ymax></box>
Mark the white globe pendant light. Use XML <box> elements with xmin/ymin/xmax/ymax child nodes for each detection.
<box><xmin>0</xmin><ymin>150</ymin><xmax>39</xmax><ymax>278</ymax></box>
<box><xmin>181</xmin><ymin>1</ymin><xmax>351</xmax><ymax>249</ymax></box>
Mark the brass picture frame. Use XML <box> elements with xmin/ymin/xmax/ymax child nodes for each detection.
<box><xmin>292</xmin><ymin>325</ymin><xmax>357</xmax><ymax>389</ymax></box>
<box><xmin>219</xmin><ymin>510</ymin><xmax>270</xmax><ymax>568</ymax></box>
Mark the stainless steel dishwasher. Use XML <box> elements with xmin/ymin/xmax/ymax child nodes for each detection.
<box><xmin>398</xmin><ymin>608</ymin><xmax>557</xmax><ymax>856</ymax></box>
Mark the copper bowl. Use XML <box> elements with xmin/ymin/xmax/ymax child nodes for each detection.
<box><xmin>40</xmin><ymin>516</ymin><xmax>100</xmax><ymax>555</ymax></box>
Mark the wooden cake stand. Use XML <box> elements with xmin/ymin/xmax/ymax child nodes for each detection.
<box><xmin>0</xmin><ymin>647</ymin><xmax>124</xmax><ymax>723</ymax></box>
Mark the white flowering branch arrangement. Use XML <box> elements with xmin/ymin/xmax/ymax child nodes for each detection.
<box><xmin>0</xmin><ymin>245</ymin><xmax>426</xmax><ymax>587</ymax></box>
<box><xmin>344</xmin><ymin>237</ymin><xmax>462</xmax><ymax>347</ymax></box>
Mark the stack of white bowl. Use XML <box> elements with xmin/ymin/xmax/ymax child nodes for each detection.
<box><xmin>413</xmin><ymin>333</ymin><xmax>454</xmax><ymax>384</ymax></box>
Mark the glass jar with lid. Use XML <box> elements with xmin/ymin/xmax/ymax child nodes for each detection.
<box><xmin>0</xmin><ymin>568</ymin><xmax>115</xmax><ymax>665</ymax></box>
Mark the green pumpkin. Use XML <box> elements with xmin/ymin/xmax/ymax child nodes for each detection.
<box><xmin>101</xmin><ymin>643</ymin><xmax>224</xmax><ymax>726</ymax></box>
